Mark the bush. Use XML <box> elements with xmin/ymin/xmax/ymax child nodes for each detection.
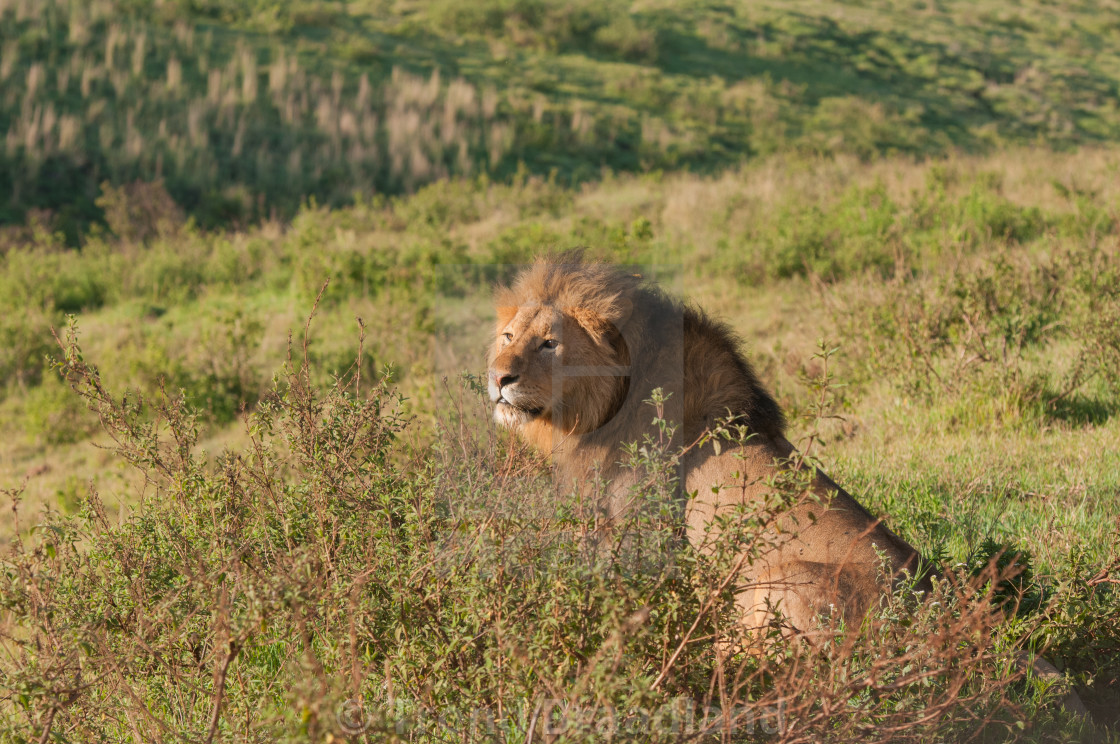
<box><xmin>287</xmin><ymin>201</ymin><xmax>471</xmax><ymax>304</ymax></box>
<box><xmin>426</xmin><ymin>0</ymin><xmax>654</xmax><ymax>61</ymax></box>
<box><xmin>95</xmin><ymin>180</ymin><xmax>185</xmax><ymax>246</ymax></box>
<box><xmin>0</xmin><ymin>310</ymin><xmax>55</xmax><ymax>394</ymax></box>
<box><xmin>833</xmin><ymin>238</ymin><xmax>1120</xmax><ymax>428</ymax></box>
<box><xmin>116</xmin><ymin>308</ymin><xmax>265</xmax><ymax>425</ymax></box>
<box><xmin>0</xmin><ymin>323</ymin><xmax>1089</xmax><ymax>742</ymax></box>
<box><xmin>125</xmin><ymin>238</ymin><xmax>211</xmax><ymax>304</ymax></box>
<box><xmin>953</xmin><ymin>183</ymin><xmax>1047</xmax><ymax>248</ymax></box>
<box><xmin>764</xmin><ymin>181</ymin><xmax>901</xmax><ymax>281</ymax></box>
<box><xmin>0</xmin><ymin>239</ymin><xmax>112</xmax><ymax>316</ymax></box>
<box><xmin>592</xmin><ymin>13</ymin><xmax>658</xmax><ymax>62</ymax></box>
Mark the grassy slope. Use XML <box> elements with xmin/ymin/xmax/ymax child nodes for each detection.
<box><xmin>3</xmin><ymin>0</ymin><xmax>1120</xmax><ymax>236</ymax></box>
<box><xmin>3</xmin><ymin>0</ymin><xmax>1120</xmax><ymax>739</ymax></box>
<box><xmin>5</xmin><ymin>150</ymin><xmax>1119</xmax><ymax>737</ymax></box>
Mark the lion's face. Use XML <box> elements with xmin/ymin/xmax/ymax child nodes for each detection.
<box><xmin>487</xmin><ymin>305</ymin><xmax>565</xmax><ymax>428</ymax></box>
<box><xmin>487</xmin><ymin>303</ymin><xmax>629</xmax><ymax>439</ymax></box>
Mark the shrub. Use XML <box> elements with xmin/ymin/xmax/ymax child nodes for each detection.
<box><xmin>0</xmin><ymin>321</ymin><xmax>1086</xmax><ymax>742</ymax></box>
<box><xmin>832</xmin><ymin>238</ymin><xmax>1120</xmax><ymax>428</ymax></box>
<box><xmin>0</xmin><ymin>235</ymin><xmax>111</xmax><ymax>316</ymax></box>
<box><xmin>765</xmin><ymin>182</ymin><xmax>901</xmax><ymax>281</ymax></box>
<box><xmin>115</xmin><ymin>308</ymin><xmax>265</xmax><ymax>425</ymax></box>
<box><xmin>592</xmin><ymin>13</ymin><xmax>658</xmax><ymax>63</ymax></box>
<box><xmin>287</xmin><ymin>201</ymin><xmax>472</xmax><ymax>304</ymax></box>
<box><xmin>391</xmin><ymin>179</ymin><xmax>483</xmax><ymax>230</ymax></box>
<box><xmin>953</xmin><ymin>183</ymin><xmax>1047</xmax><ymax>248</ymax></box>
<box><xmin>721</xmin><ymin>181</ymin><xmax>903</xmax><ymax>284</ymax></box>
<box><xmin>95</xmin><ymin>180</ymin><xmax>185</xmax><ymax>245</ymax></box>
<box><xmin>20</xmin><ymin>370</ymin><xmax>98</xmax><ymax>445</ymax></box>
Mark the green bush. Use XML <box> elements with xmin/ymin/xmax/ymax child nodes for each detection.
<box><xmin>391</xmin><ymin>179</ymin><xmax>483</xmax><ymax>230</ymax></box>
<box><xmin>126</xmin><ymin>239</ymin><xmax>210</xmax><ymax>304</ymax></box>
<box><xmin>0</xmin><ymin>325</ymin><xmax>1094</xmax><ymax>742</ymax></box>
<box><xmin>834</xmin><ymin>237</ymin><xmax>1120</xmax><ymax>428</ymax></box>
<box><xmin>116</xmin><ymin>308</ymin><xmax>265</xmax><ymax>425</ymax></box>
<box><xmin>425</xmin><ymin>0</ymin><xmax>653</xmax><ymax>61</ymax></box>
<box><xmin>766</xmin><ymin>182</ymin><xmax>900</xmax><ymax>281</ymax></box>
<box><xmin>954</xmin><ymin>185</ymin><xmax>1047</xmax><ymax>248</ymax></box>
<box><xmin>94</xmin><ymin>180</ymin><xmax>185</xmax><ymax>245</ymax></box>
<box><xmin>0</xmin><ymin>239</ymin><xmax>112</xmax><ymax>316</ymax></box>
<box><xmin>287</xmin><ymin>201</ymin><xmax>472</xmax><ymax>304</ymax></box>
<box><xmin>592</xmin><ymin>13</ymin><xmax>658</xmax><ymax>62</ymax></box>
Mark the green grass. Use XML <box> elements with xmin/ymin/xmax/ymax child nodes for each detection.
<box><xmin>3</xmin><ymin>0</ymin><xmax>1120</xmax><ymax>740</ymax></box>
<box><xmin>4</xmin><ymin>0</ymin><xmax>1120</xmax><ymax>238</ymax></box>
<box><xmin>2</xmin><ymin>149</ymin><xmax>1119</xmax><ymax>740</ymax></box>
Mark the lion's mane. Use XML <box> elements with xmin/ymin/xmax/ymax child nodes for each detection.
<box><xmin>492</xmin><ymin>253</ymin><xmax>785</xmax><ymax>486</ymax></box>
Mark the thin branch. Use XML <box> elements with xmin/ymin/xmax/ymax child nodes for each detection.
<box><xmin>204</xmin><ymin>640</ymin><xmax>241</xmax><ymax>744</ymax></box>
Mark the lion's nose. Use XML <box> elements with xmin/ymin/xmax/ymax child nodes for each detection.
<box><xmin>494</xmin><ymin>373</ymin><xmax>518</xmax><ymax>390</ymax></box>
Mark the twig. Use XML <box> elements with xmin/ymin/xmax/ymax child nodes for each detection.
<box><xmin>37</xmin><ymin>707</ymin><xmax>56</xmax><ymax>744</ymax></box>
<box><xmin>1086</xmin><ymin>562</ymin><xmax>1120</xmax><ymax>588</ymax></box>
<box><xmin>525</xmin><ymin>699</ymin><xmax>542</xmax><ymax>743</ymax></box>
<box><xmin>204</xmin><ymin>640</ymin><xmax>241</xmax><ymax>744</ymax></box>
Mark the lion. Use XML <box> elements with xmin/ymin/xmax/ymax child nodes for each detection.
<box><xmin>487</xmin><ymin>253</ymin><xmax>924</xmax><ymax>630</ymax></box>
<box><xmin>486</xmin><ymin>253</ymin><xmax>1089</xmax><ymax>717</ymax></box>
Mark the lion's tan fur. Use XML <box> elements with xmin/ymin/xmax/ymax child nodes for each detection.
<box><xmin>486</xmin><ymin>253</ymin><xmax>925</xmax><ymax>633</ymax></box>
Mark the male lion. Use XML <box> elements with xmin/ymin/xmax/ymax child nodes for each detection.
<box><xmin>487</xmin><ymin>253</ymin><xmax>923</xmax><ymax>631</ymax></box>
<box><xmin>485</xmin><ymin>253</ymin><xmax>1088</xmax><ymax>717</ymax></box>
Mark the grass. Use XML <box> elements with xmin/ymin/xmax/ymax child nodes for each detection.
<box><xmin>0</xmin><ymin>316</ymin><xmax>1108</xmax><ymax>742</ymax></box>
<box><xmin>4</xmin><ymin>0</ymin><xmax>1120</xmax><ymax>239</ymax></box>
<box><xmin>3</xmin><ymin>0</ymin><xmax>1120</xmax><ymax>740</ymax></box>
<box><xmin>2</xmin><ymin>148</ymin><xmax>1119</xmax><ymax>740</ymax></box>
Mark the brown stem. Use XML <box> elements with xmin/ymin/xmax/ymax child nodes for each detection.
<box><xmin>204</xmin><ymin>640</ymin><xmax>241</xmax><ymax>744</ymax></box>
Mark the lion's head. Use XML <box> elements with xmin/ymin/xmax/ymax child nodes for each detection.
<box><xmin>487</xmin><ymin>253</ymin><xmax>785</xmax><ymax>464</ymax></box>
<box><xmin>486</xmin><ymin>256</ymin><xmax>636</xmax><ymax>450</ymax></box>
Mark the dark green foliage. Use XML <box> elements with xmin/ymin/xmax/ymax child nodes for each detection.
<box><xmin>968</xmin><ymin>537</ymin><xmax>1036</xmax><ymax>609</ymax></box>
<box><xmin>6</xmin><ymin>0</ymin><xmax>1120</xmax><ymax>236</ymax></box>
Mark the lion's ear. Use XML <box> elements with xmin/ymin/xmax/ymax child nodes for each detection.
<box><xmin>572</xmin><ymin>293</ymin><xmax>633</xmax><ymax>344</ymax></box>
<box><xmin>610</xmin><ymin>294</ymin><xmax>634</xmax><ymax>327</ymax></box>
<box><xmin>568</xmin><ymin>307</ymin><xmax>618</xmax><ymax>346</ymax></box>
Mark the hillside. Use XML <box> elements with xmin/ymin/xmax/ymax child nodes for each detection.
<box><xmin>2</xmin><ymin>1</ymin><xmax>1120</xmax><ymax>741</ymax></box>
<box><xmin>4</xmin><ymin>0</ymin><xmax>1120</xmax><ymax>238</ymax></box>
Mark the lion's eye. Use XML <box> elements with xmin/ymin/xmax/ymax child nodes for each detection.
<box><xmin>501</xmin><ymin>332</ymin><xmax>513</xmax><ymax>343</ymax></box>
<box><xmin>540</xmin><ymin>339</ymin><xmax>558</xmax><ymax>350</ymax></box>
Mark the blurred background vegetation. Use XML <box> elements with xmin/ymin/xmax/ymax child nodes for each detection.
<box><xmin>2</xmin><ymin>0</ymin><xmax>1120</xmax><ymax>739</ymax></box>
<box><xmin>4</xmin><ymin>0</ymin><xmax>1120</xmax><ymax>240</ymax></box>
